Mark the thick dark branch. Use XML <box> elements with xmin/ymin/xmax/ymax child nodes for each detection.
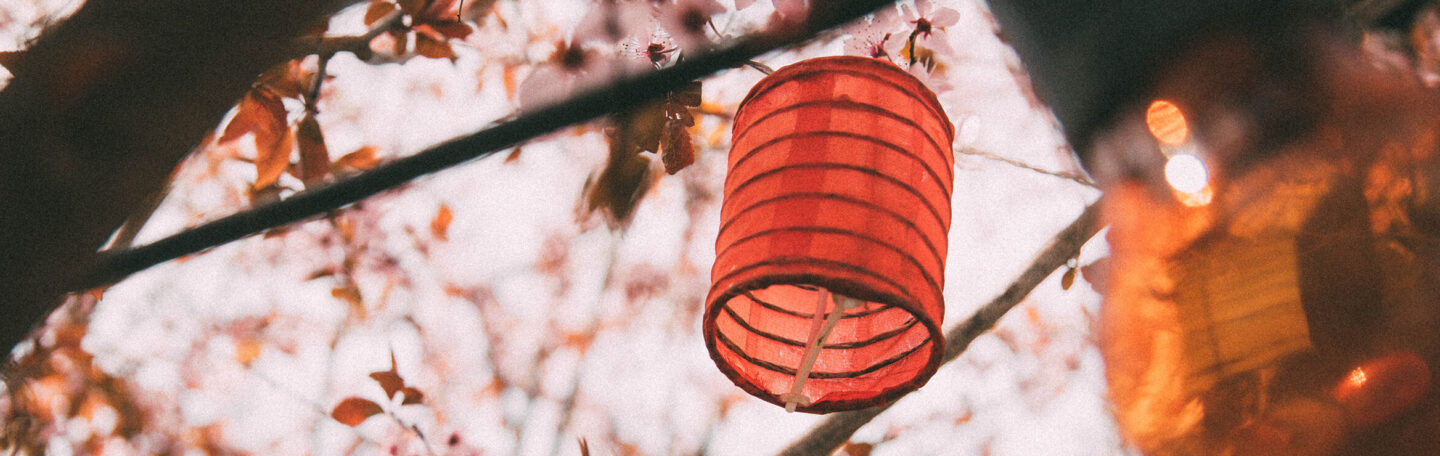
<box><xmin>777</xmin><ymin>201</ymin><xmax>1103</xmax><ymax>456</ymax></box>
<box><xmin>0</xmin><ymin>0</ymin><xmax>357</xmax><ymax>356</ymax></box>
<box><xmin>71</xmin><ymin>2</ymin><xmax>898</xmax><ymax>293</ymax></box>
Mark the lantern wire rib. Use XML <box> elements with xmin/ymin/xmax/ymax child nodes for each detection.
<box><xmin>776</xmin><ymin>200</ymin><xmax>1103</xmax><ymax>456</ymax></box>
<box><xmin>741</xmin><ymin>290</ymin><xmax>894</xmax><ymax>319</ymax></box>
<box><xmin>717</xmin><ymin>193</ymin><xmax>946</xmax><ymax>266</ymax></box>
<box><xmin>720</xmin><ymin>304</ymin><xmax>918</xmax><ymax>348</ymax></box>
<box><xmin>68</xmin><ymin>0</ymin><xmax>905</xmax><ymax>294</ymax></box>
<box><xmin>713</xmin><ymin>324</ymin><xmax>930</xmax><ymax>378</ymax></box>
<box><xmin>726</xmin><ymin>225</ymin><xmax>945</xmax><ymax>297</ymax></box>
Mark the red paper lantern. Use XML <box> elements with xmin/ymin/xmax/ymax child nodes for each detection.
<box><xmin>704</xmin><ymin>56</ymin><xmax>954</xmax><ymax>413</ymax></box>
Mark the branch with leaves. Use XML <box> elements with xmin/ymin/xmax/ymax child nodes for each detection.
<box><xmin>68</xmin><ymin>0</ymin><xmax>903</xmax><ymax>294</ymax></box>
<box><xmin>778</xmin><ymin>200</ymin><xmax>1102</xmax><ymax>456</ymax></box>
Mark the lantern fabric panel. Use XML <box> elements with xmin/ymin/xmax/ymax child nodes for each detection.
<box><xmin>705</xmin><ymin>56</ymin><xmax>954</xmax><ymax>413</ymax></box>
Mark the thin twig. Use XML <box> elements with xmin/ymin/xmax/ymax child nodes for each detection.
<box><xmin>776</xmin><ymin>200</ymin><xmax>1103</xmax><ymax>456</ymax></box>
<box><xmin>293</xmin><ymin>9</ymin><xmax>403</xmax><ymax>61</ymax></box>
<box><xmin>306</xmin><ymin>54</ymin><xmax>331</xmax><ymax>114</ymax></box>
<box><xmin>956</xmin><ymin>147</ymin><xmax>1096</xmax><ymax>188</ymax></box>
<box><xmin>71</xmin><ymin>0</ymin><xmax>901</xmax><ymax>293</ymax></box>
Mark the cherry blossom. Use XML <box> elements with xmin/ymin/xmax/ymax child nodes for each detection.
<box><xmin>842</xmin><ymin>5</ymin><xmax>901</xmax><ymax>59</ymax></box>
<box><xmin>516</xmin><ymin>40</ymin><xmax>610</xmax><ymax>110</ymax></box>
<box><xmin>573</xmin><ymin>0</ymin><xmax>657</xmax><ymax>45</ymax></box>
<box><xmin>892</xmin><ymin>0</ymin><xmax>960</xmax><ymax>67</ymax></box>
<box><xmin>658</xmin><ymin>0</ymin><xmax>724</xmax><ymax>54</ymax></box>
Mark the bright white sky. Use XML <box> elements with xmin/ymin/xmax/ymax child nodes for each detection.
<box><xmin>3</xmin><ymin>1</ymin><xmax>1128</xmax><ymax>454</ymax></box>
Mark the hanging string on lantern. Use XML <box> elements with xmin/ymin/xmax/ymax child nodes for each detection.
<box><xmin>705</xmin><ymin>55</ymin><xmax>954</xmax><ymax>414</ymax></box>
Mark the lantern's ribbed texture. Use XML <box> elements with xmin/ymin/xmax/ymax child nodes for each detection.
<box><xmin>704</xmin><ymin>56</ymin><xmax>954</xmax><ymax>413</ymax></box>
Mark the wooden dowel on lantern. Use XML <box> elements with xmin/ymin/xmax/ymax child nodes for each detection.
<box><xmin>783</xmin><ymin>290</ymin><xmax>863</xmax><ymax>412</ymax></box>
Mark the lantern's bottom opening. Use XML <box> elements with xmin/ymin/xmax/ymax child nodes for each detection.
<box><xmin>708</xmin><ymin>283</ymin><xmax>941</xmax><ymax>413</ymax></box>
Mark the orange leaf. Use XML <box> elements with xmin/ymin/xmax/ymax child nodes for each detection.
<box><xmin>399</xmin><ymin>386</ymin><xmax>425</xmax><ymax>405</ymax></box>
<box><xmin>335</xmin><ymin>146</ymin><xmax>380</xmax><ymax>171</ymax></box>
<box><xmin>364</xmin><ymin>0</ymin><xmax>398</xmax><ymax>25</ymax></box>
<box><xmin>585</xmin><ymin>152</ymin><xmax>654</xmax><ymax>226</ymax></box>
<box><xmin>258</xmin><ymin>61</ymin><xmax>304</xmax><ymax>99</ymax></box>
<box><xmin>331</xmin><ymin>397</ymin><xmax>382</xmax><ymax>426</ymax></box>
<box><xmin>220</xmin><ymin>93</ymin><xmax>264</xmax><ymax>144</ymax></box>
<box><xmin>660</xmin><ymin>121</ymin><xmax>695</xmax><ymax>174</ymax></box>
<box><xmin>369</xmin><ymin>371</ymin><xmax>404</xmax><ymax>399</ymax></box>
<box><xmin>431</xmin><ymin>204</ymin><xmax>453</xmax><ymax>240</ymax></box>
<box><xmin>298</xmin><ymin>115</ymin><xmax>330</xmax><ymax>187</ymax></box>
<box><xmin>613</xmin><ymin>102</ymin><xmax>667</xmax><ymax>153</ymax></box>
<box><xmin>236</xmin><ymin>339</ymin><xmax>262</xmax><ymax>366</ymax></box>
<box><xmin>840</xmin><ymin>442</ymin><xmax>874</xmax><ymax>456</ymax></box>
<box><xmin>414</xmin><ymin>33</ymin><xmax>457</xmax><ymax>61</ymax></box>
<box><xmin>1061</xmin><ymin>266</ymin><xmax>1077</xmax><ymax>290</ymax></box>
<box><xmin>254</xmin><ymin>127</ymin><xmax>294</xmax><ymax>190</ymax></box>
<box><xmin>420</xmin><ymin>21</ymin><xmax>473</xmax><ymax>40</ymax></box>
<box><xmin>502</xmin><ymin>65</ymin><xmax>518</xmax><ymax>99</ymax></box>
<box><xmin>369</xmin><ymin>351</ymin><xmax>404</xmax><ymax>399</ymax></box>
<box><xmin>503</xmin><ymin>146</ymin><xmax>523</xmax><ymax>164</ymax></box>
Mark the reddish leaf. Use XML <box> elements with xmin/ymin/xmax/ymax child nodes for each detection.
<box><xmin>840</xmin><ymin>442</ymin><xmax>874</xmax><ymax>456</ymax></box>
<box><xmin>660</xmin><ymin>121</ymin><xmax>695</xmax><ymax>175</ymax></box>
<box><xmin>399</xmin><ymin>386</ymin><xmax>425</xmax><ymax>405</ymax></box>
<box><xmin>585</xmin><ymin>151</ymin><xmax>654</xmax><ymax>226</ymax></box>
<box><xmin>331</xmin><ymin>397</ymin><xmax>382</xmax><ymax>426</ymax></box>
<box><xmin>364</xmin><ymin>0</ymin><xmax>398</xmax><ymax>25</ymax></box>
<box><xmin>258</xmin><ymin>61</ymin><xmax>304</xmax><ymax>99</ymax></box>
<box><xmin>297</xmin><ymin>115</ymin><xmax>330</xmax><ymax>187</ymax></box>
<box><xmin>221</xmin><ymin>90</ymin><xmax>283</xmax><ymax>145</ymax></box>
<box><xmin>414</xmin><ymin>33</ymin><xmax>457</xmax><ymax>61</ymax></box>
<box><xmin>332</xmin><ymin>286</ymin><xmax>364</xmax><ymax>316</ymax></box>
<box><xmin>420</xmin><ymin>21</ymin><xmax>473</xmax><ymax>40</ymax></box>
<box><xmin>613</xmin><ymin>102</ymin><xmax>668</xmax><ymax>154</ymax></box>
<box><xmin>503</xmin><ymin>146</ymin><xmax>523</xmax><ymax>164</ymax></box>
<box><xmin>253</xmin><ymin>127</ymin><xmax>294</xmax><ymax>190</ymax></box>
<box><xmin>578</xmin><ymin>438</ymin><xmax>591</xmax><ymax>456</ymax></box>
<box><xmin>502</xmin><ymin>65</ymin><xmax>518</xmax><ymax>98</ymax></box>
<box><xmin>398</xmin><ymin>0</ymin><xmax>425</xmax><ymax>15</ymax></box>
<box><xmin>335</xmin><ymin>146</ymin><xmax>381</xmax><ymax>170</ymax></box>
<box><xmin>369</xmin><ymin>351</ymin><xmax>403</xmax><ymax>399</ymax></box>
<box><xmin>369</xmin><ymin>371</ymin><xmax>404</xmax><ymax>399</ymax></box>
<box><xmin>431</xmin><ymin>204</ymin><xmax>453</xmax><ymax>240</ymax></box>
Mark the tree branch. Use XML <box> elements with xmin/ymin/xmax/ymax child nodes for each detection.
<box><xmin>777</xmin><ymin>200</ymin><xmax>1103</xmax><ymax>456</ymax></box>
<box><xmin>67</xmin><ymin>0</ymin><xmax>901</xmax><ymax>302</ymax></box>
<box><xmin>0</xmin><ymin>0</ymin><xmax>358</xmax><ymax>356</ymax></box>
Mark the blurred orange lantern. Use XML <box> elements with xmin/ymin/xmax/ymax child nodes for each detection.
<box><xmin>703</xmin><ymin>56</ymin><xmax>954</xmax><ymax>413</ymax></box>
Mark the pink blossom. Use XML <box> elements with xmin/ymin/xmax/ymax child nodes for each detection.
<box><xmin>891</xmin><ymin>0</ymin><xmax>960</xmax><ymax>64</ymax></box>
<box><xmin>573</xmin><ymin>0</ymin><xmax>658</xmax><ymax>45</ymax></box>
<box><xmin>658</xmin><ymin>0</ymin><xmax>724</xmax><ymax>54</ymax></box>
<box><xmin>842</xmin><ymin>5</ymin><xmax>901</xmax><ymax>59</ymax></box>
<box><xmin>516</xmin><ymin>41</ymin><xmax>614</xmax><ymax>110</ymax></box>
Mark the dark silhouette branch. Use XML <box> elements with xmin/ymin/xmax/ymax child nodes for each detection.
<box><xmin>777</xmin><ymin>201</ymin><xmax>1103</xmax><ymax>456</ymax></box>
<box><xmin>0</xmin><ymin>0</ymin><xmax>357</xmax><ymax>357</ymax></box>
<box><xmin>66</xmin><ymin>1</ymin><xmax>900</xmax><ymax>305</ymax></box>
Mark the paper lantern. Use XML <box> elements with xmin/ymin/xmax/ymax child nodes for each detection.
<box><xmin>703</xmin><ymin>56</ymin><xmax>954</xmax><ymax>413</ymax></box>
